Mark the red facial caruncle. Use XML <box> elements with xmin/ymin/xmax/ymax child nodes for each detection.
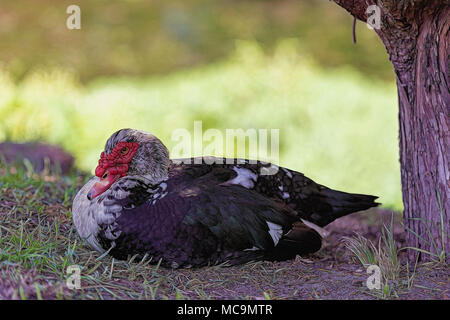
<box><xmin>87</xmin><ymin>141</ymin><xmax>139</xmax><ymax>200</ymax></box>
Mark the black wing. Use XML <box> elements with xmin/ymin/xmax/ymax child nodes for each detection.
<box><xmin>173</xmin><ymin>157</ymin><xmax>379</xmax><ymax>227</ymax></box>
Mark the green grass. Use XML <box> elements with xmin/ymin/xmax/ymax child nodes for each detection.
<box><xmin>0</xmin><ymin>40</ymin><xmax>401</xmax><ymax>209</ymax></box>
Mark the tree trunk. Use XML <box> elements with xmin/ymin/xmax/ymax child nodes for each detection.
<box><xmin>332</xmin><ymin>0</ymin><xmax>449</xmax><ymax>261</ymax></box>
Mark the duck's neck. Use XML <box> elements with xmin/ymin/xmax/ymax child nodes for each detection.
<box><xmin>135</xmin><ymin>171</ymin><xmax>169</xmax><ymax>187</ymax></box>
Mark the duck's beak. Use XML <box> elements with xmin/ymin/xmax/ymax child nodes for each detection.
<box><xmin>87</xmin><ymin>170</ymin><xmax>121</xmax><ymax>200</ymax></box>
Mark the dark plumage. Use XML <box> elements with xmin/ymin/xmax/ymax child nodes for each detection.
<box><xmin>73</xmin><ymin>129</ymin><xmax>379</xmax><ymax>268</ymax></box>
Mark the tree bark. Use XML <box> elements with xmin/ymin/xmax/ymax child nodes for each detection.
<box><xmin>331</xmin><ymin>0</ymin><xmax>449</xmax><ymax>261</ymax></box>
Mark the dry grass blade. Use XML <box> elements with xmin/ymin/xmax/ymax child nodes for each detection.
<box><xmin>342</xmin><ymin>233</ymin><xmax>378</xmax><ymax>266</ymax></box>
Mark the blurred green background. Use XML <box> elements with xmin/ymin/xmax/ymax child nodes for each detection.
<box><xmin>0</xmin><ymin>0</ymin><xmax>401</xmax><ymax>209</ymax></box>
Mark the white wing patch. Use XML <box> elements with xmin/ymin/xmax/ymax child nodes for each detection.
<box><xmin>266</xmin><ymin>221</ymin><xmax>283</xmax><ymax>246</ymax></box>
<box><xmin>228</xmin><ymin>167</ymin><xmax>258</xmax><ymax>189</ymax></box>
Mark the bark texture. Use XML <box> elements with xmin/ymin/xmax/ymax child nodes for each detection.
<box><xmin>332</xmin><ymin>0</ymin><xmax>449</xmax><ymax>261</ymax></box>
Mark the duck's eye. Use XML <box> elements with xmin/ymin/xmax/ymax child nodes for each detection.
<box><xmin>102</xmin><ymin>172</ymin><xmax>108</xmax><ymax>179</ymax></box>
<box><xmin>120</xmin><ymin>147</ymin><xmax>129</xmax><ymax>155</ymax></box>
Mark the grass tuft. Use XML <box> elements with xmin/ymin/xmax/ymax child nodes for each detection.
<box><xmin>342</xmin><ymin>234</ymin><xmax>378</xmax><ymax>266</ymax></box>
<box><xmin>342</xmin><ymin>214</ymin><xmax>403</xmax><ymax>298</ymax></box>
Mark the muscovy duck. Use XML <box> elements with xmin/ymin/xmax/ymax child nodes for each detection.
<box><xmin>73</xmin><ymin>129</ymin><xmax>379</xmax><ymax>268</ymax></box>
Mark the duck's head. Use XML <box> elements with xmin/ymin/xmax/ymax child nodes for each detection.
<box><xmin>87</xmin><ymin>129</ymin><xmax>170</xmax><ymax>200</ymax></box>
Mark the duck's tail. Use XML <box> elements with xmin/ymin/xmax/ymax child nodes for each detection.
<box><xmin>308</xmin><ymin>187</ymin><xmax>380</xmax><ymax>227</ymax></box>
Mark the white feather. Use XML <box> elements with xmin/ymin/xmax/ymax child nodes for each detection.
<box><xmin>72</xmin><ymin>177</ymin><xmax>104</xmax><ymax>253</ymax></box>
<box><xmin>266</xmin><ymin>221</ymin><xmax>283</xmax><ymax>246</ymax></box>
<box><xmin>228</xmin><ymin>167</ymin><xmax>258</xmax><ymax>189</ymax></box>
